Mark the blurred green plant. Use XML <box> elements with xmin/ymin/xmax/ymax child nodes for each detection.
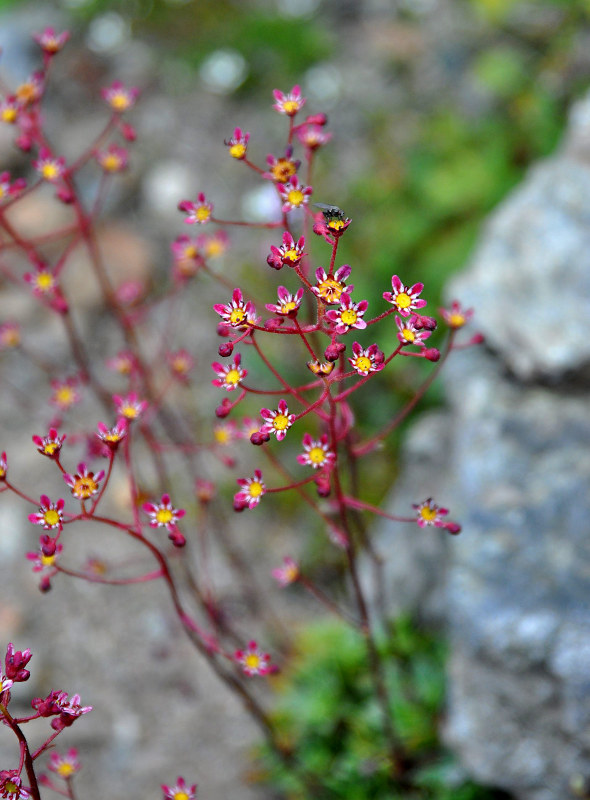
<box><xmin>257</xmin><ymin>617</ymin><xmax>512</xmax><ymax>800</ymax></box>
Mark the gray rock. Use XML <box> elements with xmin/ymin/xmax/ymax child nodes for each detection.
<box><xmin>378</xmin><ymin>91</ymin><xmax>590</xmax><ymax>799</ymax></box>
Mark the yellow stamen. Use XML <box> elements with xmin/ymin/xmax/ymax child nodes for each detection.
<box><xmin>44</xmin><ymin>509</ymin><xmax>60</xmax><ymax>526</ymax></box>
<box><xmin>308</xmin><ymin>446</ymin><xmax>326</xmax><ymax>465</ymax></box>
<box><xmin>155</xmin><ymin>508</ymin><xmax>173</xmax><ymax>525</ymax></box>
<box><xmin>225</xmin><ymin>369</ymin><xmax>241</xmax><ymax>385</ymax></box>
<box><xmin>340</xmin><ymin>309</ymin><xmax>358</xmax><ymax>326</ymax></box>
<box><xmin>396</xmin><ymin>292</ymin><xmax>411</xmax><ymax>309</ymax></box>
<box><xmin>249</xmin><ymin>481</ymin><xmax>263</xmax><ymax>497</ymax></box>
<box><xmin>229</xmin><ymin>143</ymin><xmax>246</xmax><ymax>159</ymax></box>
<box><xmin>273</xmin><ymin>414</ymin><xmax>290</xmax><ymax>431</ymax></box>
<box><xmin>196</xmin><ymin>206</ymin><xmax>210</xmax><ymax>222</ymax></box>
<box><xmin>287</xmin><ymin>189</ymin><xmax>304</xmax><ymax>207</ymax></box>
<box><xmin>355</xmin><ymin>356</ymin><xmax>371</xmax><ymax>372</ymax></box>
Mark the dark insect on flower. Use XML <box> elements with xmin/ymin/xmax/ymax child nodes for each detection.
<box><xmin>314</xmin><ymin>202</ymin><xmax>347</xmax><ymax>222</ymax></box>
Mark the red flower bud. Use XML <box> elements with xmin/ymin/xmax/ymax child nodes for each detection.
<box><xmin>168</xmin><ymin>530</ymin><xmax>186</xmax><ymax>547</ymax></box>
<box><xmin>120</xmin><ymin>122</ymin><xmax>137</xmax><ymax>141</ymax></box>
<box><xmin>250</xmin><ymin>430</ymin><xmax>270</xmax><ymax>446</ymax></box>
<box><xmin>218</xmin><ymin>342</ymin><xmax>233</xmax><ymax>357</ymax></box>
<box><xmin>264</xmin><ymin>317</ymin><xmax>284</xmax><ymax>331</ymax></box>
<box><xmin>445</xmin><ymin>522</ymin><xmax>462</xmax><ymax>535</ymax></box>
<box><xmin>423</xmin><ymin>348</ymin><xmax>440</xmax><ymax>362</ymax></box>
<box><xmin>217</xmin><ymin>322</ymin><xmax>232</xmax><ymax>337</ymax></box>
<box><xmin>315</xmin><ymin>473</ymin><xmax>331</xmax><ymax>497</ymax></box>
<box><xmin>56</xmin><ymin>186</ymin><xmax>74</xmax><ymax>204</ymax></box>
<box><xmin>414</xmin><ymin>315</ymin><xmax>437</xmax><ymax>331</ymax></box>
<box><xmin>215</xmin><ymin>399</ymin><xmax>232</xmax><ymax>418</ymax></box>
<box><xmin>324</xmin><ymin>342</ymin><xmax>345</xmax><ymax>362</ymax></box>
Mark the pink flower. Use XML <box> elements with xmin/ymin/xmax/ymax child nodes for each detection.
<box><xmin>0</xmin><ymin>771</ymin><xmax>30</xmax><ymax>800</ymax></box>
<box><xmin>15</xmin><ymin>72</ymin><xmax>44</xmax><ymax>107</ymax></box>
<box><xmin>162</xmin><ymin>777</ymin><xmax>197</xmax><ymax>800</ymax></box>
<box><xmin>395</xmin><ymin>315</ymin><xmax>432</xmax><ymax>347</ymax></box>
<box><xmin>278</xmin><ymin>175</ymin><xmax>312</xmax><ymax>213</ymax></box>
<box><xmin>167</xmin><ymin>349</ymin><xmax>195</xmax><ymax>382</ymax></box>
<box><xmin>143</xmin><ymin>494</ymin><xmax>185</xmax><ymax>532</ymax></box>
<box><xmin>263</xmin><ymin>146</ymin><xmax>300</xmax><ymax>183</ymax></box>
<box><xmin>326</xmin><ymin>293</ymin><xmax>368</xmax><ymax>334</ymax></box>
<box><xmin>95</xmin><ymin>144</ymin><xmax>128</xmax><ymax>173</ymax></box>
<box><xmin>224</xmin><ymin>127</ymin><xmax>250</xmax><ymax>159</ymax></box>
<box><xmin>260</xmin><ymin>399</ymin><xmax>295</xmax><ymax>441</ymax></box>
<box><xmin>383</xmin><ymin>275</ymin><xmax>427</xmax><ymax>317</ymax></box>
<box><xmin>4</xmin><ymin>644</ymin><xmax>32</xmax><ymax>683</ymax></box>
<box><xmin>23</xmin><ymin>263</ymin><xmax>57</xmax><ymax>296</ymax></box>
<box><xmin>296</xmin><ymin>122</ymin><xmax>332</xmax><ymax>151</ymax></box>
<box><xmin>28</xmin><ymin>496</ymin><xmax>65</xmax><ymax>531</ymax></box>
<box><xmin>273</xmin><ymin>84</ymin><xmax>306</xmax><ymax>116</ymax></box>
<box><xmin>33</xmin><ymin>148</ymin><xmax>66</xmax><ymax>182</ymax></box>
<box><xmin>272</xmin><ymin>557</ymin><xmax>300</xmax><ymax>587</ymax></box>
<box><xmin>0</xmin><ymin>452</ymin><xmax>6</xmax><ymax>481</ymax></box>
<box><xmin>178</xmin><ymin>192</ymin><xmax>213</xmax><ymax>225</ymax></box>
<box><xmin>265</xmin><ymin>286</ymin><xmax>304</xmax><ymax>316</ymax></box>
<box><xmin>27</xmin><ymin>535</ymin><xmax>62</xmax><ymax>578</ymax></box>
<box><xmin>171</xmin><ymin>235</ymin><xmax>203</xmax><ymax>280</ymax></box>
<box><xmin>413</xmin><ymin>498</ymin><xmax>449</xmax><ymax>528</ymax></box>
<box><xmin>0</xmin><ymin>321</ymin><xmax>20</xmax><ymax>349</ymax></box>
<box><xmin>348</xmin><ymin>342</ymin><xmax>385</xmax><ymax>376</ymax></box>
<box><xmin>96</xmin><ymin>419</ymin><xmax>127</xmax><ymax>449</ymax></box>
<box><xmin>213</xmin><ymin>288</ymin><xmax>258</xmax><ymax>328</ymax></box>
<box><xmin>235</xmin><ymin>640</ymin><xmax>272</xmax><ymax>676</ymax></box>
<box><xmin>32</xmin><ymin>428</ymin><xmax>66</xmax><ymax>459</ymax></box>
<box><xmin>234</xmin><ymin>470</ymin><xmax>266</xmax><ymax>509</ymax></box>
<box><xmin>106</xmin><ymin>350</ymin><xmax>138</xmax><ymax>375</ymax></box>
<box><xmin>101</xmin><ymin>81</ymin><xmax>139</xmax><ymax>112</ymax></box>
<box><xmin>0</xmin><ymin>97</ymin><xmax>20</xmax><ymax>124</ymax></box>
<box><xmin>311</xmin><ymin>264</ymin><xmax>353</xmax><ymax>305</ymax></box>
<box><xmin>63</xmin><ymin>463</ymin><xmax>105</xmax><ymax>500</ymax></box>
<box><xmin>113</xmin><ymin>392</ymin><xmax>147</xmax><ymax>421</ymax></box>
<box><xmin>297</xmin><ymin>433</ymin><xmax>336</xmax><ymax>470</ymax></box>
<box><xmin>33</xmin><ymin>27</ymin><xmax>70</xmax><ymax>55</ymax></box>
<box><xmin>211</xmin><ymin>352</ymin><xmax>247</xmax><ymax>391</ymax></box>
<box><xmin>47</xmin><ymin>748</ymin><xmax>80</xmax><ymax>778</ymax></box>
<box><xmin>439</xmin><ymin>300</ymin><xmax>474</xmax><ymax>329</ymax></box>
<box><xmin>267</xmin><ymin>231</ymin><xmax>306</xmax><ymax>270</ymax></box>
<box><xmin>50</xmin><ymin>692</ymin><xmax>92</xmax><ymax>731</ymax></box>
<box><xmin>0</xmin><ymin>172</ymin><xmax>26</xmax><ymax>203</ymax></box>
<box><xmin>50</xmin><ymin>377</ymin><xmax>80</xmax><ymax>411</ymax></box>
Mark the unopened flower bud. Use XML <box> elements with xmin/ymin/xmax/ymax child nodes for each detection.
<box><xmin>16</xmin><ymin>134</ymin><xmax>32</xmax><ymax>152</ymax></box>
<box><xmin>445</xmin><ymin>522</ymin><xmax>462</xmax><ymax>535</ymax></box>
<box><xmin>414</xmin><ymin>315</ymin><xmax>437</xmax><ymax>331</ymax></box>
<box><xmin>217</xmin><ymin>322</ymin><xmax>231</xmax><ymax>337</ymax></box>
<box><xmin>265</xmin><ymin>317</ymin><xmax>284</xmax><ymax>331</ymax></box>
<box><xmin>250</xmin><ymin>430</ymin><xmax>270</xmax><ymax>446</ymax></box>
<box><xmin>305</xmin><ymin>113</ymin><xmax>327</xmax><ymax>126</ymax></box>
<box><xmin>56</xmin><ymin>186</ymin><xmax>74</xmax><ymax>204</ymax></box>
<box><xmin>218</xmin><ymin>342</ymin><xmax>233</xmax><ymax>357</ymax></box>
<box><xmin>215</xmin><ymin>399</ymin><xmax>232</xmax><ymax>418</ymax></box>
<box><xmin>40</xmin><ymin>575</ymin><xmax>52</xmax><ymax>592</ymax></box>
<box><xmin>324</xmin><ymin>342</ymin><xmax>345</xmax><ymax>362</ymax></box>
<box><xmin>315</xmin><ymin>473</ymin><xmax>331</xmax><ymax>497</ymax></box>
<box><xmin>468</xmin><ymin>333</ymin><xmax>485</xmax><ymax>346</ymax></box>
<box><xmin>168</xmin><ymin>530</ymin><xmax>186</xmax><ymax>547</ymax></box>
<box><xmin>423</xmin><ymin>348</ymin><xmax>440</xmax><ymax>362</ymax></box>
<box><xmin>120</xmin><ymin>122</ymin><xmax>136</xmax><ymax>141</ymax></box>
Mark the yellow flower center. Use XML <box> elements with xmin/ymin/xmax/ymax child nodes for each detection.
<box><xmin>184</xmin><ymin>245</ymin><xmax>198</xmax><ymax>259</ymax></box>
<box><xmin>287</xmin><ymin>189</ymin><xmax>304</xmax><ymax>207</ymax></box>
<box><xmin>328</xmin><ymin>219</ymin><xmax>345</xmax><ymax>230</ymax></box>
<box><xmin>229</xmin><ymin>308</ymin><xmax>246</xmax><ymax>326</ymax></box>
<box><xmin>449</xmin><ymin>313</ymin><xmax>465</xmax><ymax>328</ymax></box>
<box><xmin>196</xmin><ymin>206</ymin><xmax>211</xmax><ymax>222</ymax></box>
<box><xmin>205</xmin><ymin>239</ymin><xmax>224</xmax><ymax>257</ymax></box>
<box><xmin>73</xmin><ymin>477</ymin><xmax>97</xmax><ymax>499</ymax></box>
<box><xmin>109</xmin><ymin>92</ymin><xmax>130</xmax><ymax>111</ymax></box>
<box><xmin>4</xmin><ymin>781</ymin><xmax>18</xmax><ymax>794</ymax></box>
<box><xmin>284</xmin><ymin>564</ymin><xmax>298</xmax><ymax>582</ymax></box>
<box><xmin>121</xmin><ymin>405</ymin><xmax>138</xmax><ymax>419</ymax></box>
<box><xmin>244</xmin><ymin>653</ymin><xmax>261</xmax><ymax>669</ymax></box>
<box><xmin>0</xmin><ymin>467</ymin><xmax>5</xmax><ymax>478</ymax></box>
<box><xmin>316</xmin><ymin>279</ymin><xmax>343</xmax><ymax>303</ymax></box>
<box><xmin>229</xmin><ymin>143</ymin><xmax>246</xmax><ymax>159</ymax></box>
<box><xmin>214</xmin><ymin>427</ymin><xmax>231</xmax><ymax>444</ymax></box>
<box><xmin>271</xmin><ymin>159</ymin><xmax>297</xmax><ymax>183</ymax></box>
<box><xmin>420</xmin><ymin>506</ymin><xmax>437</xmax><ymax>522</ymax></box>
<box><xmin>225</xmin><ymin>369</ymin><xmax>241</xmax><ymax>385</ymax></box>
<box><xmin>43</xmin><ymin>442</ymin><xmax>59</xmax><ymax>455</ymax></box>
<box><xmin>1</xmin><ymin>330</ymin><xmax>19</xmax><ymax>347</ymax></box>
<box><xmin>0</xmin><ymin>186</ymin><xmax>5</xmax><ymax>200</ymax></box>
<box><xmin>35</xmin><ymin>273</ymin><xmax>55</xmax><ymax>291</ymax></box>
<box><xmin>280</xmin><ymin>301</ymin><xmax>297</xmax><ymax>314</ymax></box>
<box><xmin>54</xmin><ymin>386</ymin><xmax>76</xmax><ymax>407</ymax></box>
<box><xmin>41</xmin><ymin>163</ymin><xmax>60</xmax><ymax>180</ymax></box>
<box><xmin>402</xmin><ymin>328</ymin><xmax>415</xmax><ymax>342</ymax></box>
<box><xmin>355</xmin><ymin>356</ymin><xmax>371</xmax><ymax>372</ymax></box>
<box><xmin>103</xmin><ymin>432</ymin><xmax>121</xmax><ymax>443</ymax></box>
<box><xmin>101</xmin><ymin>154</ymin><xmax>122</xmax><ymax>172</ymax></box>
<box><xmin>308</xmin><ymin>446</ymin><xmax>326</xmax><ymax>465</ymax></box>
<box><xmin>283</xmin><ymin>248</ymin><xmax>298</xmax><ymax>261</ymax></box>
<box><xmin>340</xmin><ymin>308</ymin><xmax>358</xmax><ymax>326</ymax></box>
<box><xmin>156</xmin><ymin>508</ymin><xmax>173</xmax><ymax>525</ymax></box>
<box><xmin>41</xmin><ymin>553</ymin><xmax>56</xmax><ymax>566</ymax></box>
<box><xmin>249</xmin><ymin>481</ymin><xmax>263</xmax><ymax>498</ymax></box>
<box><xmin>282</xmin><ymin>100</ymin><xmax>299</xmax><ymax>115</ymax></box>
<box><xmin>273</xmin><ymin>414</ymin><xmax>290</xmax><ymax>431</ymax></box>
<box><xmin>396</xmin><ymin>292</ymin><xmax>411</xmax><ymax>309</ymax></box>
<box><xmin>173</xmin><ymin>792</ymin><xmax>189</xmax><ymax>800</ymax></box>
<box><xmin>44</xmin><ymin>509</ymin><xmax>60</xmax><ymax>527</ymax></box>
<box><xmin>57</xmin><ymin>763</ymin><xmax>75</xmax><ymax>777</ymax></box>
<box><xmin>1</xmin><ymin>107</ymin><xmax>17</xmax><ymax>123</ymax></box>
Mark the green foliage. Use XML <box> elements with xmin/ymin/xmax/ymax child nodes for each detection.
<box><xmin>258</xmin><ymin>618</ymin><xmax>509</xmax><ymax>799</ymax></box>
